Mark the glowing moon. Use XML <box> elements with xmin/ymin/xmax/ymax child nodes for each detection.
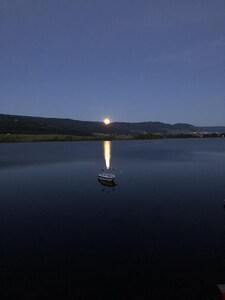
<box><xmin>104</xmin><ymin>118</ymin><xmax>110</xmax><ymax>125</ymax></box>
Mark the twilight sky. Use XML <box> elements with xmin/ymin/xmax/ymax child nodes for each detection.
<box><xmin>1</xmin><ymin>0</ymin><xmax>225</xmax><ymax>126</ymax></box>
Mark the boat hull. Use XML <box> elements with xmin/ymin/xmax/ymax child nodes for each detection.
<box><xmin>98</xmin><ymin>173</ymin><xmax>116</xmax><ymax>182</ymax></box>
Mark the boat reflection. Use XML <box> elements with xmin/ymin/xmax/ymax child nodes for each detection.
<box><xmin>98</xmin><ymin>141</ymin><xmax>117</xmax><ymax>188</ymax></box>
<box><xmin>98</xmin><ymin>178</ymin><xmax>117</xmax><ymax>187</ymax></box>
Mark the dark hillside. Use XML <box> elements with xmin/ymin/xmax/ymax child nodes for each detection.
<box><xmin>0</xmin><ymin>114</ymin><xmax>224</xmax><ymax>136</ymax></box>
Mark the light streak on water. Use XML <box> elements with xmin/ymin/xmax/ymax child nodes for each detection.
<box><xmin>104</xmin><ymin>141</ymin><xmax>111</xmax><ymax>169</ymax></box>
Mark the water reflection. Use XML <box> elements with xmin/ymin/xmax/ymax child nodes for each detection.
<box><xmin>104</xmin><ymin>140</ymin><xmax>111</xmax><ymax>169</ymax></box>
<box><xmin>98</xmin><ymin>178</ymin><xmax>117</xmax><ymax>187</ymax></box>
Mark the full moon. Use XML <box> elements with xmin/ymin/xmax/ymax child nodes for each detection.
<box><xmin>104</xmin><ymin>118</ymin><xmax>110</xmax><ymax>125</ymax></box>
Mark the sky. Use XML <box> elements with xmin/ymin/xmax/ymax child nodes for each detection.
<box><xmin>1</xmin><ymin>0</ymin><xmax>225</xmax><ymax>126</ymax></box>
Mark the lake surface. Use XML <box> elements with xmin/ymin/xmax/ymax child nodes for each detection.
<box><xmin>0</xmin><ymin>138</ymin><xmax>225</xmax><ymax>300</ymax></box>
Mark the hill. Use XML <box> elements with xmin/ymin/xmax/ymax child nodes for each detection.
<box><xmin>0</xmin><ymin>114</ymin><xmax>224</xmax><ymax>136</ymax></box>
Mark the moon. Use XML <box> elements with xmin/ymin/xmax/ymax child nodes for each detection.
<box><xmin>104</xmin><ymin>118</ymin><xmax>110</xmax><ymax>125</ymax></box>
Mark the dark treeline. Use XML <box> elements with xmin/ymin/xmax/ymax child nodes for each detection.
<box><xmin>0</xmin><ymin>114</ymin><xmax>225</xmax><ymax>137</ymax></box>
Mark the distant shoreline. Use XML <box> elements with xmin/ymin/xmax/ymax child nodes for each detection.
<box><xmin>0</xmin><ymin>134</ymin><xmax>133</xmax><ymax>143</ymax></box>
<box><xmin>0</xmin><ymin>133</ymin><xmax>223</xmax><ymax>143</ymax></box>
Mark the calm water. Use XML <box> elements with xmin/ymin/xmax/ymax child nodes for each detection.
<box><xmin>0</xmin><ymin>138</ymin><xmax>225</xmax><ymax>300</ymax></box>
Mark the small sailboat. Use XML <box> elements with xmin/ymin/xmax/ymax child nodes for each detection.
<box><xmin>98</xmin><ymin>167</ymin><xmax>116</xmax><ymax>182</ymax></box>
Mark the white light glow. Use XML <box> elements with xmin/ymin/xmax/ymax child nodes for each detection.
<box><xmin>104</xmin><ymin>118</ymin><xmax>110</xmax><ymax>125</ymax></box>
<box><xmin>104</xmin><ymin>140</ymin><xmax>111</xmax><ymax>169</ymax></box>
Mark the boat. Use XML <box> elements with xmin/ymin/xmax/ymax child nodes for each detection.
<box><xmin>98</xmin><ymin>168</ymin><xmax>116</xmax><ymax>182</ymax></box>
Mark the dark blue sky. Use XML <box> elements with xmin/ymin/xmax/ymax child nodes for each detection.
<box><xmin>1</xmin><ymin>0</ymin><xmax>225</xmax><ymax>125</ymax></box>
